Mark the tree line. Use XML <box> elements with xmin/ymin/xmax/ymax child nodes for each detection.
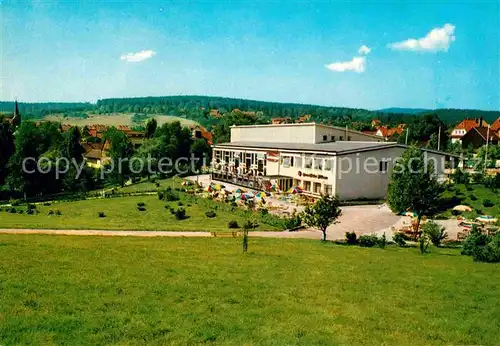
<box><xmin>0</xmin><ymin>115</ymin><xmax>211</xmax><ymax>201</ymax></box>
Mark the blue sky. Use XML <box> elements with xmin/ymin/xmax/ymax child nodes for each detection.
<box><xmin>1</xmin><ymin>0</ymin><xmax>499</xmax><ymax>110</ymax></box>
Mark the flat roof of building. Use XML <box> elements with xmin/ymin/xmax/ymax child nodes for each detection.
<box><xmin>214</xmin><ymin>141</ymin><xmax>460</xmax><ymax>157</ymax></box>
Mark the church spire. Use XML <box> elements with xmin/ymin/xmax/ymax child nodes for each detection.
<box><xmin>12</xmin><ymin>99</ymin><xmax>21</xmax><ymax>127</ymax></box>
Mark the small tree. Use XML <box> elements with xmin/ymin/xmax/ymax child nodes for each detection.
<box><xmin>302</xmin><ymin>195</ymin><xmax>342</xmax><ymax>242</ymax></box>
<box><xmin>422</xmin><ymin>221</ymin><xmax>448</xmax><ymax>247</ymax></box>
<box><xmin>242</xmin><ymin>220</ymin><xmax>258</xmax><ymax>253</ymax></box>
<box><xmin>387</xmin><ymin>146</ymin><xmax>443</xmax><ymax>235</ymax></box>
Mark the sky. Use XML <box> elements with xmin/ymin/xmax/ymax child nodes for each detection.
<box><xmin>1</xmin><ymin>0</ymin><xmax>499</xmax><ymax>111</ymax></box>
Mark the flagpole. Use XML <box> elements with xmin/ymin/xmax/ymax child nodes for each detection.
<box><xmin>485</xmin><ymin>125</ymin><xmax>490</xmax><ymax>170</ymax></box>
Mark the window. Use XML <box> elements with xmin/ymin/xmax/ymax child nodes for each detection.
<box><xmin>324</xmin><ymin>184</ymin><xmax>333</xmax><ymax>196</ymax></box>
<box><xmin>347</xmin><ymin>136</ymin><xmax>352</xmax><ymax>141</ymax></box>
<box><xmin>304</xmin><ymin>181</ymin><xmax>311</xmax><ymax>191</ymax></box>
<box><xmin>313</xmin><ymin>182</ymin><xmax>322</xmax><ymax>193</ymax></box>
<box><xmin>339</xmin><ymin>136</ymin><xmax>344</xmax><ymax>141</ymax></box>
<box><xmin>305</xmin><ymin>157</ymin><xmax>313</xmax><ymax>169</ymax></box>
<box><xmin>324</xmin><ymin>159</ymin><xmax>332</xmax><ymax>171</ymax></box>
<box><xmin>322</xmin><ymin>135</ymin><xmax>327</xmax><ymax>141</ymax></box>
<box><xmin>295</xmin><ymin>156</ymin><xmax>303</xmax><ymax>168</ymax></box>
<box><xmin>314</xmin><ymin>158</ymin><xmax>323</xmax><ymax>170</ymax></box>
<box><xmin>331</xmin><ymin>135</ymin><xmax>336</xmax><ymax>141</ymax></box>
<box><xmin>283</xmin><ymin>156</ymin><xmax>293</xmax><ymax>168</ymax></box>
<box><xmin>379</xmin><ymin>160</ymin><xmax>388</xmax><ymax>173</ymax></box>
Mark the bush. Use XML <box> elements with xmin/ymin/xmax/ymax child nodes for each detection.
<box><xmin>483</xmin><ymin>199</ymin><xmax>494</xmax><ymax>208</ymax></box>
<box><xmin>422</xmin><ymin>221</ymin><xmax>448</xmax><ymax>247</ymax></box>
<box><xmin>451</xmin><ymin>210</ymin><xmax>461</xmax><ymax>216</ymax></box>
<box><xmin>55</xmin><ymin>210</ymin><xmax>62</xmax><ymax>216</ymax></box>
<box><xmin>359</xmin><ymin>235</ymin><xmax>378</xmax><ymax>247</ymax></box>
<box><xmin>260</xmin><ymin>208</ymin><xmax>269</xmax><ymax>216</ymax></box>
<box><xmin>137</xmin><ymin>206</ymin><xmax>146</xmax><ymax>212</ymax></box>
<box><xmin>243</xmin><ymin>220</ymin><xmax>259</xmax><ymax>230</ymax></box>
<box><xmin>8</xmin><ymin>207</ymin><xmax>17</xmax><ymax>214</ymax></box>
<box><xmin>43</xmin><ymin>202</ymin><xmax>51</xmax><ymax>206</ymax></box>
<box><xmin>48</xmin><ymin>210</ymin><xmax>54</xmax><ymax>215</ymax></box>
<box><xmin>10</xmin><ymin>199</ymin><xmax>21</xmax><ymax>207</ymax></box>
<box><xmin>393</xmin><ymin>232</ymin><xmax>408</xmax><ymax>247</ymax></box>
<box><xmin>177</xmin><ymin>201</ymin><xmax>183</xmax><ymax>206</ymax></box>
<box><xmin>205</xmin><ymin>210</ymin><xmax>216</xmax><ymax>218</ymax></box>
<box><xmin>158</xmin><ymin>191</ymin><xmax>164</xmax><ymax>200</ymax></box>
<box><xmin>378</xmin><ymin>233</ymin><xmax>387</xmax><ymax>249</ymax></box>
<box><xmin>137</xmin><ymin>202</ymin><xmax>146</xmax><ymax>207</ymax></box>
<box><xmin>345</xmin><ymin>232</ymin><xmax>358</xmax><ymax>245</ymax></box>
<box><xmin>472</xmin><ymin>234</ymin><xmax>500</xmax><ymax>263</ymax></box>
<box><xmin>283</xmin><ymin>215</ymin><xmax>302</xmax><ymax>230</ymax></box>
<box><xmin>27</xmin><ymin>204</ymin><xmax>36</xmax><ymax>211</ymax></box>
<box><xmin>163</xmin><ymin>190</ymin><xmax>180</xmax><ymax>202</ymax></box>
<box><xmin>461</xmin><ymin>227</ymin><xmax>490</xmax><ymax>256</ymax></box>
<box><xmin>18</xmin><ymin>209</ymin><xmax>24</xmax><ymax>214</ymax></box>
<box><xmin>228</xmin><ymin>220</ymin><xmax>240</xmax><ymax>229</ymax></box>
<box><xmin>26</xmin><ymin>209</ymin><xmax>34</xmax><ymax>215</ymax></box>
<box><xmin>175</xmin><ymin>208</ymin><xmax>186</xmax><ymax>220</ymax></box>
<box><xmin>98</xmin><ymin>212</ymin><xmax>106</xmax><ymax>218</ymax></box>
<box><xmin>469</xmin><ymin>195</ymin><xmax>477</xmax><ymax>201</ymax></box>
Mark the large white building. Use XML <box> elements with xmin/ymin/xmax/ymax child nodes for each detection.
<box><xmin>211</xmin><ymin>123</ymin><xmax>454</xmax><ymax>201</ymax></box>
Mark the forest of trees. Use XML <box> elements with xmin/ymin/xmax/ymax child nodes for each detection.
<box><xmin>3</xmin><ymin>96</ymin><xmax>498</xmax><ymax>129</ymax></box>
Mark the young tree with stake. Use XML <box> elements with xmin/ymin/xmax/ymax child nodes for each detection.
<box><xmin>302</xmin><ymin>195</ymin><xmax>342</xmax><ymax>242</ymax></box>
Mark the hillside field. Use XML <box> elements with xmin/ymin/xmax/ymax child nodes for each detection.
<box><xmin>43</xmin><ymin>113</ymin><xmax>199</xmax><ymax>127</ymax></box>
<box><xmin>0</xmin><ymin>235</ymin><xmax>499</xmax><ymax>345</ymax></box>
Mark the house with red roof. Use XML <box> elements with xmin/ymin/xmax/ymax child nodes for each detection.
<box><xmin>375</xmin><ymin>126</ymin><xmax>404</xmax><ymax>141</ymax></box>
<box><xmin>460</xmin><ymin>126</ymin><xmax>500</xmax><ymax>149</ymax></box>
<box><xmin>450</xmin><ymin>118</ymin><xmax>489</xmax><ymax>144</ymax></box>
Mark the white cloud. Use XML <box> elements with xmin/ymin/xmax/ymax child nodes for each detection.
<box><xmin>388</xmin><ymin>24</ymin><xmax>456</xmax><ymax>52</ymax></box>
<box><xmin>120</xmin><ymin>50</ymin><xmax>156</xmax><ymax>62</ymax></box>
<box><xmin>325</xmin><ymin>56</ymin><xmax>366</xmax><ymax>73</ymax></box>
<box><xmin>358</xmin><ymin>45</ymin><xmax>371</xmax><ymax>55</ymax></box>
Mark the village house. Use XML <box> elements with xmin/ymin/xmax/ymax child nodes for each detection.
<box><xmin>450</xmin><ymin>118</ymin><xmax>489</xmax><ymax>144</ymax></box>
<box><xmin>82</xmin><ymin>140</ymin><xmax>111</xmax><ymax>168</ymax></box>
<box><xmin>211</xmin><ymin>123</ymin><xmax>454</xmax><ymax>201</ymax></box>
<box><xmin>375</xmin><ymin>125</ymin><xmax>405</xmax><ymax>141</ymax></box>
<box><xmin>460</xmin><ymin>126</ymin><xmax>500</xmax><ymax>149</ymax></box>
<box><xmin>190</xmin><ymin>125</ymin><xmax>213</xmax><ymax>145</ymax></box>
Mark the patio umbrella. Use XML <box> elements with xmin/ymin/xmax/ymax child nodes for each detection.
<box><xmin>271</xmin><ymin>184</ymin><xmax>280</xmax><ymax>191</ymax></box>
<box><xmin>288</xmin><ymin>186</ymin><xmax>303</xmax><ymax>194</ymax></box>
<box><xmin>214</xmin><ymin>184</ymin><xmax>223</xmax><ymax>190</ymax></box>
<box><xmin>453</xmin><ymin>205</ymin><xmax>473</xmax><ymax>212</ymax></box>
<box><xmin>234</xmin><ymin>188</ymin><xmax>246</xmax><ymax>193</ymax></box>
<box><xmin>476</xmin><ymin>215</ymin><xmax>498</xmax><ymax>224</ymax></box>
<box><xmin>204</xmin><ymin>185</ymin><xmax>213</xmax><ymax>192</ymax></box>
<box><xmin>254</xmin><ymin>191</ymin><xmax>270</xmax><ymax>198</ymax></box>
<box><xmin>181</xmin><ymin>180</ymin><xmax>192</xmax><ymax>186</ymax></box>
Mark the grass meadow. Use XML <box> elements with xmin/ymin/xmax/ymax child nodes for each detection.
<box><xmin>0</xmin><ymin>235</ymin><xmax>499</xmax><ymax>345</ymax></box>
<box><xmin>439</xmin><ymin>183</ymin><xmax>500</xmax><ymax>219</ymax></box>
<box><xmin>0</xmin><ymin>194</ymin><xmax>281</xmax><ymax>232</ymax></box>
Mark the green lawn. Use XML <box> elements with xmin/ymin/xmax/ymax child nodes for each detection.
<box><xmin>1</xmin><ymin>235</ymin><xmax>499</xmax><ymax>345</ymax></box>
<box><xmin>439</xmin><ymin>184</ymin><xmax>500</xmax><ymax>219</ymax></box>
<box><xmin>0</xmin><ymin>194</ymin><xmax>282</xmax><ymax>232</ymax></box>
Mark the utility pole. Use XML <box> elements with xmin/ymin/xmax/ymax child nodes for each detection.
<box><xmin>437</xmin><ymin>126</ymin><xmax>441</xmax><ymax>151</ymax></box>
<box><xmin>345</xmin><ymin>125</ymin><xmax>348</xmax><ymax>140</ymax></box>
<box><xmin>485</xmin><ymin>125</ymin><xmax>490</xmax><ymax>170</ymax></box>
<box><xmin>405</xmin><ymin>128</ymin><xmax>409</xmax><ymax>145</ymax></box>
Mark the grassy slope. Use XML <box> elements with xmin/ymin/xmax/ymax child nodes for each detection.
<box><xmin>439</xmin><ymin>184</ymin><xmax>500</xmax><ymax>219</ymax></box>
<box><xmin>0</xmin><ymin>194</ymin><xmax>280</xmax><ymax>231</ymax></box>
<box><xmin>0</xmin><ymin>235</ymin><xmax>499</xmax><ymax>345</ymax></box>
<box><xmin>44</xmin><ymin>113</ymin><xmax>199</xmax><ymax>127</ymax></box>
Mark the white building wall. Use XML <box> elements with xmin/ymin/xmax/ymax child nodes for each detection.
<box><xmin>230</xmin><ymin>123</ymin><xmax>381</xmax><ymax>144</ymax></box>
<box><xmin>231</xmin><ymin>124</ymin><xmax>316</xmax><ymax>144</ymax></box>
<box><xmin>335</xmin><ymin>147</ymin><xmax>405</xmax><ymax>200</ymax></box>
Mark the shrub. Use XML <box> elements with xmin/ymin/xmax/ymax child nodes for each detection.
<box><xmin>469</xmin><ymin>195</ymin><xmax>477</xmax><ymax>201</ymax></box>
<box><xmin>10</xmin><ymin>199</ymin><xmax>21</xmax><ymax>207</ymax></box>
<box><xmin>422</xmin><ymin>221</ymin><xmax>448</xmax><ymax>247</ymax></box>
<box><xmin>18</xmin><ymin>209</ymin><xmax>24</xmax><ymax>214</ymax></box>
<box><xmin>461</xmin><ymin>227</ymin><xmax>490</xmax><ymax>256</ymax></box>
<box><xmin>55</xmin><ymin>210</ymin><xmax>62</xmax><ymax>216</ymax></box>
<box><xmin>137</xmin><ymin>202</ymin><xmax>146</xmax><ymax>207</ymax></box>
<box><xmin>359</xmin><ymin>235</ymin><xmax>378</xmax><ymax>247</ymax></box>
<box><xmin>472</xmin><ymin>234</ymin><xmax>500</xmax><ymax>263</ymax></box>
<box><xmin>26</xmin><ymin>209</ymin><xmax>34</xmax><ymax>215</ymax></box>
<box><xmin>164</xmin><ymin>190</ymin><xmax>180</xmax><ymax>202</ymax></box>
<box><xmin>345</xmin><ymin>232</ymin><xmax>358</xmax><ymax>245</ymax></box>
<box><xmin>137</xmin><ymin>206</ymin><xmax>146</xmax><ymax>212</ymax></box>
<box><xmin>243</xmin><ymin>220</ymin><xmax>259</xmax><ymax>230</ymax></box>
<box><xmin>27</xmin><ymin>204</ymin><xmax>36</xmax><ymax>211</ymax></box>
<box><xmin>393</xmin><ymin>232</ymin><xmax>408</xmax><ymax>247</ymax></box>
<box><xmin>205</xmin><ymin>210</ymin><xmax>216</xmax><ymax>218</ymax></box>
<box><xmin>98</xmin><ymin>212</ymin><xmax>106</xmax><ymax>218</ymax></box>
<box><xmin>283</xmin><ymin>215</ymin><xmax>302</xmax><ymax>230</ymax></box>
<box><xmin>175</xmin><ymin>208</ymin><xmax>186</xmax><ymax>220</ymax></box>
<box><xmin>158</xmin><ymin>191</ymin><xmax>164</xmax><ymax>200</ymax></box>
<box><xmin>8</xmin><ymin>207</ymin><xmax>17</xmax><ymax>214</ymax></box>
<box><xmin>378</xmin><ymin>233</ymin><xmax>387</xmax><ymax>249</ymax></box>
<box><xmin>228</xmin><ymin>220</ymin><xmax>240</xmax><ymax>229</ymax></box>
<box><xmin>43</xmin><ymin>202</ymin><xmax>51</xmax><ymax>206</ymax></box>
<box><xmin>483</xmin><ymin>199</ymin><xmax>494</xmax><ymax>208</ymax></box>
<box><xmin>260</xmin><ymin>208</ymin><xmax>269</xmax><ymax>216</ymax></box>
<box><xmin>177</xmin><ymin>201</ymin><xmax>183</xmax><ymax>206</ymax></box>
<box><xmin>48</xmin><ymin>210</ymin><xmax>54</xmax><ymax>215</ymax></box>
<box><xmin>451</xmin><ymin>210</ymin><xmax>461</xmax><ymax>216</ymax></box>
